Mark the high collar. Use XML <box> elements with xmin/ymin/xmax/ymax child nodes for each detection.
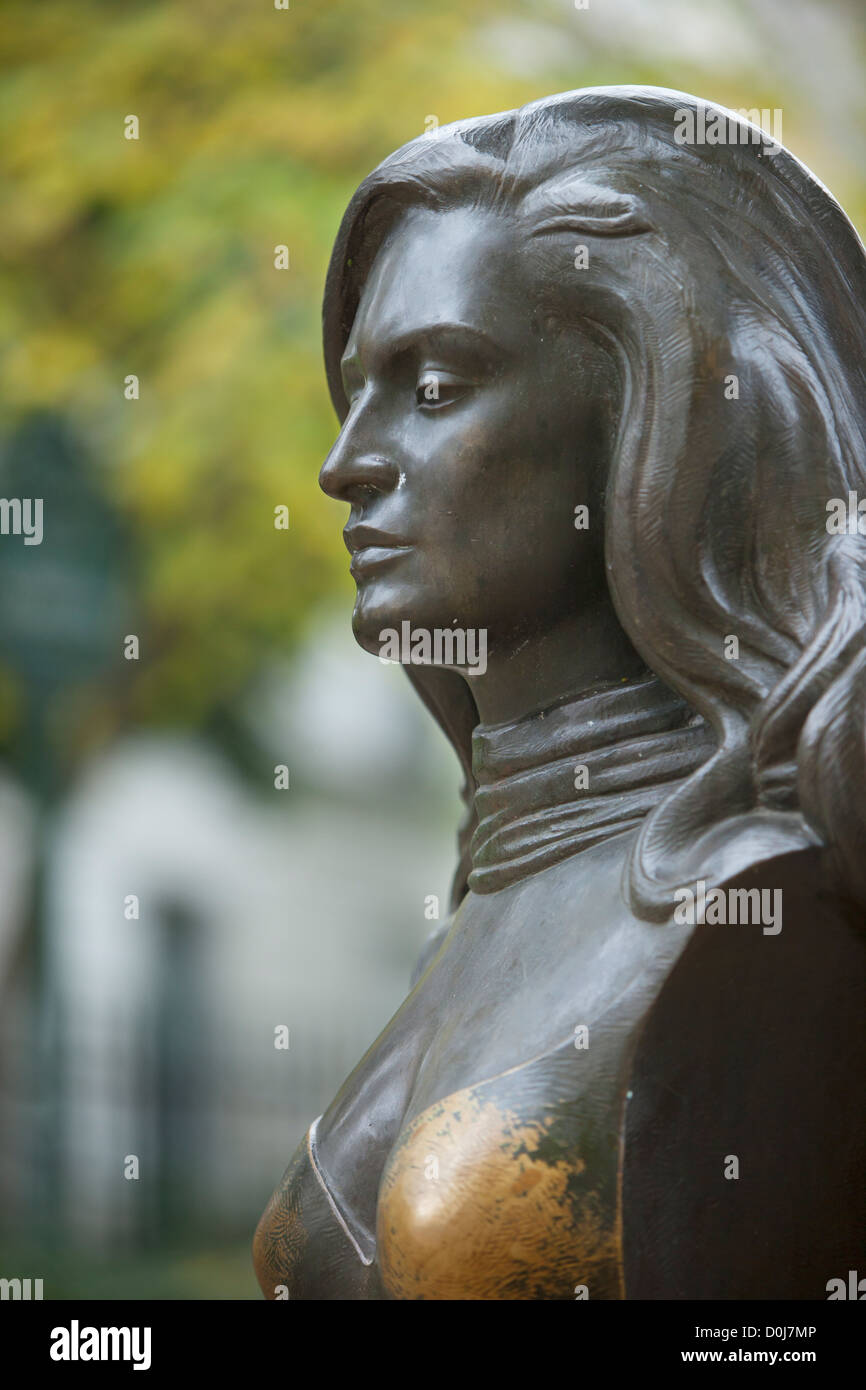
<box><xmin>468</xmin><ymin>673</ymin><xmax>715</xmax><ymax>894</ymax></box>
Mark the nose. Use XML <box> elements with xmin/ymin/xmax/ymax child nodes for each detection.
<box><xmin>319</xmin><ymin>415</ymin><xmax>401</xmax><ymax>503</ymax></box>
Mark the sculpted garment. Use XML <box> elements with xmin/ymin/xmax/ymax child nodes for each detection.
<box><xmin>254</xmin><ymin>677</ymin><xmax>866</xmax><ymax>1299</ymax></box>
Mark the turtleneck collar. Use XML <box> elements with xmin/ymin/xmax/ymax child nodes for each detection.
<box><xmin>468</xmin><ymin>673</ymin><xmax>715</xmax><ymax>894</ymax></box>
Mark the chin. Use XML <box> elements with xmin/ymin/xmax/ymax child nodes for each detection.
<box><xmin>351</xmin><ymin>586</ymin><xmax>405</xmax><ymax>657</ymax></box>
<box><xmin>351</xmin><ymin>582</ymin><xmax>460</xmax><ymax>659</ymax></box>
<box><xmin>351</xmin><ymin>615</ymin><xmax>386</xmax><ymax>658</ymax></box>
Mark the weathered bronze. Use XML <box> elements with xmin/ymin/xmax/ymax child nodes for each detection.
<box><xmin>254</xmin><ymin>87</ymin><xmax>866</xmax><ymax>1299</ymax></box>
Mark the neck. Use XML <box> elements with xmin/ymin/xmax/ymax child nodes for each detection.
<box><xmin>463</xmin><ymin>598</ymin><xmax>647</xmax><ymax>726</ymax></box>
<box><xmin>468</xmin><ymin>670</ymin><xmax>714</xmax><ymax>895</ymax></box>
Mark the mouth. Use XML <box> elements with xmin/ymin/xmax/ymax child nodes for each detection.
<box><xmin>344</xmin><ymin>526</ymin><xmax>412</xmax><ymax>577</ymax></box>
<box><xmin>349</xmin><ymin>544</ymin><xmax>412</xmax><ymax>577</ymax></box>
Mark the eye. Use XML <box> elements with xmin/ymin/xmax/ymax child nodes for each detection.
<box><xmin>341</xmin><ymin>356</ymin><xmax>365</xmax><ymax>406</ymax></box>
<box><xmin>415</xmin><ymin>370</ymin><xmax>472</xmax><ymax>410</ymax></box>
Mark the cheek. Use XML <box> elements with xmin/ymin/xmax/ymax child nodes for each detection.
<box><xmin>403</xmin><ymin>375</ymin><xmax>605</xmax><ymax>589</ymax></box>
<box><xmin>409</xmin><ymin>402</ymin><xmax>551</xmax><ymax>528</ymax></box>
<box><xmin>436</xmin><ymin>422</ymin><xmax>582</xmax><ymax>561</ymax></box>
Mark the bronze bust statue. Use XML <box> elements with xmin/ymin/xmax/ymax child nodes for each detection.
<box><xmin>254</xmin><ymin>86</ymin><xmax>866</xmax><ymax>1299</ymax></box>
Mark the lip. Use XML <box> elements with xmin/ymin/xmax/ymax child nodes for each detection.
<box><xmin>344</xmin><ymin>526</ymin><xmax>412</xmax><ymax>576</ymax></box>
<box><xmin>349</xmin><ymin>544</ymin><xmax>412</xmax><ymax>577</ymax></box>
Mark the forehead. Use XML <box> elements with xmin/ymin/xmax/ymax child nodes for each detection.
<box><xmin>346</xmin><ymin>205</ymin><xmax>531</xmax><ymax>356</ymax></box>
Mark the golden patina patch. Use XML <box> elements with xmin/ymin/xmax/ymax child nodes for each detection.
<box><xmin>377</xmin><ymin>1085</ymin><xmax>622</xmax><ymax>1300</ymax></box>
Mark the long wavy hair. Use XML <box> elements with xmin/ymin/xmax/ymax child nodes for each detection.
<box><xmin>322</xmin><ymin>86</ymin><xmax>866</xmax><ymax>921</ymax></box>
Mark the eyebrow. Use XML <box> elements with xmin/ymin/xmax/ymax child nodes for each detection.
<box><xmin>340</xmin><ymin>321</ymin><xmax>505</xmax><ymax>379</ymax></box>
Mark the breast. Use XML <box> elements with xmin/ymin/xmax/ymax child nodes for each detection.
<box><xmin>253</xmin><ymin>1119</ymin><xmax>383</xmax><ymax>1299</ymax></box>
<box><xmin>253</xmin><ymin>1019</ymin><xmax>632</xmax><ymax>1300</ymax></box>
<box><xmin>253</xmin><ymin>849</ymin><xmax>677</xmax><ymax>1299</ymax></box>
<box><xmin>376</xmin><ymin>1037</ymin><xmax>628</xmax><ymax>1300</ymax></box>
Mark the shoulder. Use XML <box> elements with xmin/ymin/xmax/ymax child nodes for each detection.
<box><xmin>408</xmin><ymin>915</ymin><xmax>453</xmax><ymax>989</ymax></box>
<box><xmin>622</xmin><ymin>847</ymin><xmax>866</xmax><ymax>1298</ymax></box>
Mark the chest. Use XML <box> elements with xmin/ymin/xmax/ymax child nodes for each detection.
<box><xmin>313</xmin><ymin>842</ymin><xmax>690</xmax><ymax>1240</ymax></box>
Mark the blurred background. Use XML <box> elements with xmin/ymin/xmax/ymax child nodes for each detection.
<box><xmin>0</xmin><ymin>0</ymin><xmax>863</xmax><ymax>1298</ymax></box>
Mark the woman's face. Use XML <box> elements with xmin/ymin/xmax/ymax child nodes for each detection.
<box><xmin>319</xmin><ymin>204</ymin><xmax>614</xmax><ymax>667</ymax></box>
